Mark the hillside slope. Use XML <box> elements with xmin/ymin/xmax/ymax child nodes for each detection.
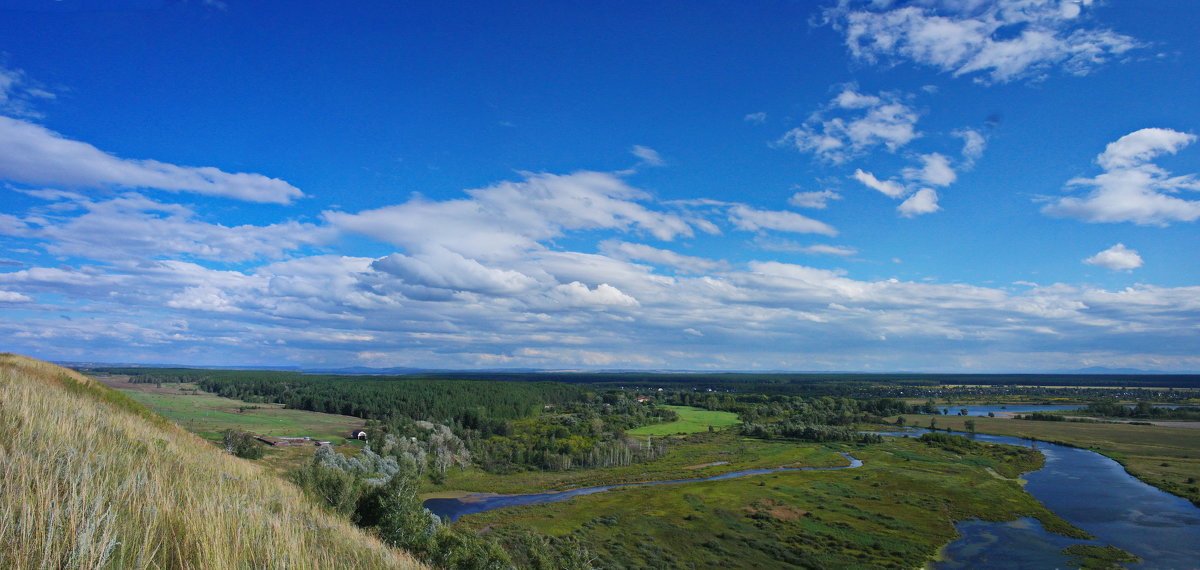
<box><xmin>0</xmin><ymin>354</ymin><xmax>424</xmax><ymax>569</ymax></box>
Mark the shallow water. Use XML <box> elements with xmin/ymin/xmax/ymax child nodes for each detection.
<box><xmin>935</xmin><ymin>403</ymin><xmax>1195</xmax><ymax>417</ymax></box>
<box><xmin>934</xmin><ymin>517</ymin><xmax>1091</xmax><ymax>569</ymax></box>
<box><xmin>944</xmin><ymin>404</ymin><xmax>1080</xmax><ymax>416</ymax></box>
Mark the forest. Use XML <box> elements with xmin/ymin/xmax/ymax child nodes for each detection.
<box><xmin>1080</xmin><ymin>401</ymin><xmax>1200</xmax><ymax>420</ymax></box>
<box><xmin>94</xmin><ymin>368</ymin><xmax>930</xmax><ymax>476</ymax></box>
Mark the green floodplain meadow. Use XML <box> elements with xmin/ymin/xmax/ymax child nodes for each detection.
<box><xmin>448</xmin><ymin>433</ymin><xmax>1071</xmax><ymax>569</ymax></box>
<box><xmin>625</xmin><ymin>405</ymin><xmax>740</xmax><ymax>436</ymax></box>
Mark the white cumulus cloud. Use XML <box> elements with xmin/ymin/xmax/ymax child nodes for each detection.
<box><xmin>327</xmin><ymin>171</ymin><xmax>695</xmax><ymax>261</ymax></box>
<box><xmin>1042</xmin><ymin>128</ymin><xmax>1200</xmax><ymax>225</ymax></box>
<box><xmin>372</xmin><ymin>247</ymin><xmax>539</xmax><ymax>296</ymax></box>
<box><xmin>546</xmin><ymin>282</ymin><xmax>640</xmax><ymax>309</ymax></box>
<box><xmin>0</xmin><ymin>290</ymin><xmax>33</xmax><ymax>303</ymax></box>
<box><xmin>898</xmin><ymin>188</ymin><xmax>941</xmax><ymax>217</ymax></box>
<box><xmin>1084</xmin><ymin>243</ymin><xmax>1143</xmax><ymax>272</ymax></box>
<box><xmin>903</xmin><ymin>153</ymin><xmax>957</xmax><ymax>186</ymax></box>
<box><xmin>1097</xmin><ymin>128</ymin><xmax>1197</xmax><ymax>170</ymax></box>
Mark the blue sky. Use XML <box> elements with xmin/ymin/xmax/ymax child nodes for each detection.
<box><xmin>1</xmin><ymin>0</ymin><xmax>1198</xmax><ymax>371</ymax></box>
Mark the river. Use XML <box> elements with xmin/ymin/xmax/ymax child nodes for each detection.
<box><xmin>930</xmin><ymin>403</ymin><xmax>1196</xmax><ymax>417</ymax></box>
<box><xmin>886</xmin><ymin>429</ymin><xmax>1200</xmax><ymax>569</ymax></box>
<box><xmin>424</xmin><ymin>452</ymin><xmax>862</xmax><ymax>522</ymax></box>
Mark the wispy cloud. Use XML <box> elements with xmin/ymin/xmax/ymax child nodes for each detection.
<box><xmin>954</xmin><ymin>127</ymin><xmax>988</xmax><ymax>166</ymax></box>
<box><xmin>744</xmin><ymin>112</ymin><xmax>767</xmax><ymax>124</ymax></box>
<box><xmin>0</xmin><ymin>63</ymin><xmax>55</xmax><ymax>118</ymax></box>
<box><xmin>788</xmin><ymin>189</ymin><xmax>842</xmax><ymax>209</ymax></box>
<box><xmin>727</xmin><ymin>204</ymin><xmax>839</xmax><ymax>236</ymax></box>
<box><xmin>0</xmin><ymin>116</ymin><xmax>304</xmax><ymax>204</ymax></box>
<box><xmin>780</xmin><ymin>87</ymin><xmax>920</xmax><ymax>164</ymax></box>
<box><xmin>599</xmin><ymin>240</ymin><xmax>729</xmax><ymax>274</ymax></box>
<box><xmin>825</xmin><ymin>0</ymin><xmax>1142</xmax><ymax>84</ymax></box>
<box><xmin>630</xmin><ymin>145</ymin><xmax>665</xmax><ymax>167</ymax></box>
<box><xmin>753</xmin><ymin>237</ymin><xmax>858</xmax><ymax>256</ymax></box>
<box><xmin>853</xmin><ymin>168</ymin><xmax>906</xmax><ymax>198</ymax></box>
<box><xmin>1</xmin><ymin>192</ymin><xmax>333</xmax><ymax>262</ymax></box>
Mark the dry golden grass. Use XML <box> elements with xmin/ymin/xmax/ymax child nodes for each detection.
<box><xmin>0</xmin><ymin>354</ymin><xmax>424</xmax><ymax>569</ymax></box>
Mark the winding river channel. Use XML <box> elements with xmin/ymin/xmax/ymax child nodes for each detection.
<box><xmin>904</xmin><ymin>429</ymin><xmax>1200</xmax><ymax>569</ymax></box>
<box><xmin>424</xmin><ymin>452</ymin><xmax>863</xmax><ymax>522</ymax></box>
<box><xmin>424</xmin><ymin>426</ymin><xmax>1200</xmax><ymax>568</ymax></box>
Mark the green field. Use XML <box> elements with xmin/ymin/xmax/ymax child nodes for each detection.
<box><xmin>627</xmin><ymin>405</ymin><xmax>740</xmax><ymax>435</ymax></box>
<box><xmin>454</xmin><ymin>436</ymin><xmax>1092</xmax><ymax>569</ymax></box>
<box><xmin>100</xmin><ymin>378</ymin><xmax>364</xmax><ymax>442</ymax></box>
<box><xmin>893</xmin><ymin>413</ymin><xmax>1200</xmax><ymax>505</ymax></box>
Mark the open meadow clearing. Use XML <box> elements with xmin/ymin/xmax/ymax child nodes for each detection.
<box><xmin>96</xmin><ymin>376</ymin><xmax>364</xmax><ymax>442</ymax></box>
<box><xmin>626</xmin><ymin>405</ymin><xmax>740</xmax><ymax>436</ymax></box>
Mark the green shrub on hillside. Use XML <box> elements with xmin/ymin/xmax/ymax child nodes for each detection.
<box><xmin>222</xmin><ymin>429</ymin><xmax>264</xmax><ymax>459</ymax></box>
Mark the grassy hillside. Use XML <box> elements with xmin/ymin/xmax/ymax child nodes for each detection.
<box><xmin>0</xmin><ymin>354</ymin><xmax>423</xmax><ymax>569</ymax></box>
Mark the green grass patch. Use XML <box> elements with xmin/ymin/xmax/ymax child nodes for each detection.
<box><xmin>109</xmin><ymin>381</ymin><xmax>364</xmax><ymax>442</ymax></box>
<box><xmin>627</xmin><ymin>405</ymin><xmax>739</xmax><ymax>435</ymax></box>
<box><xmin>1062</xmin><ymin>544</ymin><xmax>1140</xmax><ymax>569</ymax></box>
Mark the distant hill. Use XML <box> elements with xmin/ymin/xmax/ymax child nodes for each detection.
<box><xmin>0</xmin><ymin>353</ymin><xmax>423</xmax><ymax>569</ymax></box>
<box><xmin>1064</xmin><ymin>366</ymin><xmax>1184</xmax><ymax>375</ymax></box>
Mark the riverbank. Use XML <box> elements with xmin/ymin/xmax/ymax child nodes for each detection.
<box><xmin>890</xmin><ymin>414</ymin><xmax>1200</xmax><ymax>506</ymax></box>
<box><xmin>907</xmin><ymin>429</ymin><xmax>1200</xmax><ymax>569</ymax></box>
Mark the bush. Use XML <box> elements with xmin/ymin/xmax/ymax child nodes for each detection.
<box><xmin>288</xmin><ymin>462</ymin><xmax>366</xmax><ymax>518</ymax></box>
<box><xmin>221</xmin><ymin>429</ymin><xmax>263</xmax><ymax>460</ymax></box>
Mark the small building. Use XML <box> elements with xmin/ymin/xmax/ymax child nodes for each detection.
<box><xmin>636</xmin><ymin>396</ymin><xmax>652</xmax><ymax>403</ymax></box>
<box><xmin>351</xmin><ymin>429</ymin><xmax>368</xmax><ymax>440</ymax></box>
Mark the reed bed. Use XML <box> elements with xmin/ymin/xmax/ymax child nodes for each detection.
<box><xmin>0</xmin><ymin>354</ymin><xmax>423</xmax><ymax>569</ymax></box>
